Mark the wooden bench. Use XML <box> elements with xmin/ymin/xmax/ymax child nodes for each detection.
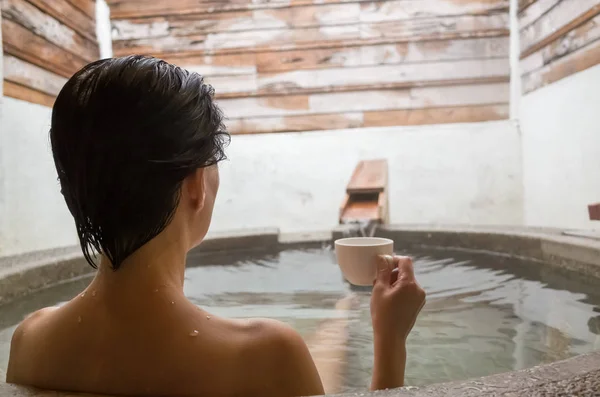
<box><xmin>339</xmin><ymin>159</ymin><xmax>389</xmax><ymax>224</ymax></box>
<box><xmin>588</xmin><ymin>203</ymin><xmax>600</xmax><ymax>221</ymax></box>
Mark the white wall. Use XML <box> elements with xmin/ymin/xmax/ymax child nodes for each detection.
<box><xmin>0</xmin><ymin>103</ymin><xmax>522</xmax><ymax>255</ymax></box>
<box><xmin>0</xmin><ymin>11</ymin><xmax>5</xmax><ymax>256</ymax></box>
<box><xmin>96</xmin><ymin>0</ymin><xmax>113</xmax><ymax>58</ymax></box>
<box><xmin>0</xmin><ymin>98</ymin><xmax>78</xmax><ymax>256</ymax></box>
<box><xmin>212</xmin><ymin>120</ymin><xmax>523</xmax><ymax>233</ymax></box>
<box><xmin>521</xmin><ymin>65</ymin><xmax>600</xmax><ymax>230</ymax></box>
<box><xmin>508</xmin><ymin>0</ymin><xmax>521</xmax><ymax>120</ymax></box>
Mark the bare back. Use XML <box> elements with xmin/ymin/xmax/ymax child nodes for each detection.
<box><xmin>6</xmin><ymin>289</ymin><xmax>324</xmax><ymax>397</ymax></box>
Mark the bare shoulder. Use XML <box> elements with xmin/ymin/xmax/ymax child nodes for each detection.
<box><xmin>6</xmin><ymin>306</ymin><xmax>60</xmax><ymax>384</ymax></box>
<box><xmin>242</xmin><ymin>318</ymin><xmax>312</xmax><ymax>361</ymax></box>
<box><xmin>10</xmin><ymin>306</ymin><xmax>60</xmax><ymax>347</ymax></box>
<box><xmin>244</xmin><ymin>318</ymin><xmax>304</xmax><ymax>346</ymax></box>
<box><xmin>241</xmin><ymin>318</ymin><xmax>324</xmax><ymax>397</ymax></box>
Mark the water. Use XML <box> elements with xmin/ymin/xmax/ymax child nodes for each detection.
<box><xmin>1</xmin><ymin>246</ymin><xmax>599</xmax><ymax>391</ymax></box>
<box><xmin>341</xmin><ymin>219</ymin><xmax>378</xmax><ymax>237</ymax></box>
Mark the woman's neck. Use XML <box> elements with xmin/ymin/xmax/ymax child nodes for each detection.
<box><xmin>88</xmin><ymin>230</ymin><xmax>190</xmax><ymax>298</ymax></box>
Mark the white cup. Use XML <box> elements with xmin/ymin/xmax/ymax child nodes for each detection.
<box><xmin>334</xmin><ymin>237</ymin><xmax>394</xmax><ymax>286</ymax></box>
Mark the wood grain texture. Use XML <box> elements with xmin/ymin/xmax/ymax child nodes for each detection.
<box><xmin>518</xmin><ymin>0</ymin><xmax>600</xmax><ymax>92</ymax></box>
<box><xmin>3</xmin><ymin>55</ymin><xmax>68</xmax><ymax>95</ymax></box>
<box><xmin>518</xmin><ymin>0</ymin><xmax>537</xmax><ymax>12</ymax></box>
<box><xmin>107</xmin><ymin>0</ymin><xmax>507</xmax><ymax>19</ymax></box>
<box><xmin>226</xmin><ymin>104</ymin><xmax>509</xmax><ymax>134</ymax></box>
<box><xmin>207</xmin><ymin>58</ymin><xmax>509</xmax><ymax>96</ymax></box>
<box><xmin>522</xmin><ymin>38</ymin><xmax>600</xmax><ymax>93</ymax></box>
<box><xmin>363</xmin><ymin>104</ymin><xmax>509</xmax><ymax>126</ymax></box>
<box><xmin>347</xmin><ymin>159</ymin><xmax>388</xmax><ymax>194</ymax></box>
<box><xmin>340</xmin><ymin>198</ymin><xmax>381</xmax><ymax>222</ymax></box>
<box><xmin>1</xmin><ymin>0</ymin><xmax>98</xmax><ymax>107</ymax></box>
<box><xmin>163</xmin><ymin>36</ymin><xmax>509</xmax><ymax>76</ymax></box>
<box><xmin>107</xmin><ymin>0</ymin><xmax>511</xmax><ymax>134</ymax></box>
<box><xmin>26</xmin><ymin>0</ymin><xmax>97</xmax><ymax>42</ymax></box>
<box><xmin>2</xmin><ymin>18</ymin><xmax>88</xmax><ymax>77</ymax></box>
<box><xmin>216</xmin><ymin>75</ymin><xmax>508</xmax><ymax>98</ymax></box>
<box><xmin>520</xmin><ymin>14</ymin><xmax>600</xmax><ymax>76</ymax></box>
<box><xmin>65</xmin><ymin>0</ymin><xmax>95</xmax><ymax>20</ymax></box>
<box><xmin>588</xmin><ymin>203</ymin><xmax>600</xmax><ymax>221</ymax></box>
<box><xmin>226</xmin><ymin>111</ymin><xmax>364</xmax><ymax>134</ymax></box>
<box><xmin>3</xmin><ymin>80</ymin><xmax>56</xmax><ymax>107</ymax></box>
<box><xmin>218</xmin><ymin>82</ymin><xmax>509</xmax><ymax>119</ymax></box>
<box><xmin>520</xmin><ymin>0</ymin><xmax>600</xmax><ymax>59</ymax></box>
<box><xmin>518</xmin><ymin>0</ymin><xmax>560</xmax><ymax>30</ymax></box>
<box><xmin>2</xmin><ymin>0</ymin><xmax>99</xmax><ymax>61</ymax></box>
<box><xmin>111</xmin><ymin>0</ymin><xmax>508</xmax><ymax>41</ymax></box>
<box><xmin>113</xmin><ymin>14</ymin><xmax>509</xmax><ymax>56</ymax></box>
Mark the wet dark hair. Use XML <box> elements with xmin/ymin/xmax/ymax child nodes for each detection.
<box><xmin>50</xmin><ymin>55</ymin><xmax>229</xmax><ymax>270</ymax></box>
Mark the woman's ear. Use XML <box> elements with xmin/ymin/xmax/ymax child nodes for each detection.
<box><xmin>184</xmin><ymin>168</ymin><xmax>206</xmax><ymax>212</ymax></box>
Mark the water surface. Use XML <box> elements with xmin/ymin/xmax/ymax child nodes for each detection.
<box><xmin>1</xmin><ymin>245</ymin><xmax>599</xmax><ymax>391</ymax></box>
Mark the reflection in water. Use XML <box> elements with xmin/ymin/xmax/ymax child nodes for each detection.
<box><xmin>0</xmin><ymin>246</ymin><xmax>599</xmax><ymax>391</ymax></box>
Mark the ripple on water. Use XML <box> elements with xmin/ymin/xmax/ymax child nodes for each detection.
<box><xmin>0</xmin><ymin>247</ymin><xmax>599</xmax><ymax>392</ymax></box>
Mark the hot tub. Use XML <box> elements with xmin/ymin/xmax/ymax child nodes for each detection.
<box><xmin>0</xmin><ymin>226</ymin><xmax>599</xmax><ymax>396</ymax></box>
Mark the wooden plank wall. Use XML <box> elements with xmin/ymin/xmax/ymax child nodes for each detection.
<box><xmin>1</xmin><ymin>0</ymin><xmax>99</xmax><ymax>107</ymax></box>
<box><xmin>519</xmin><ymin>0</ymin><xmax>600</xmax><ymax>94</ymax></box>
<box><xmin>108</xmin><ymin>0</ymin><xmax>511</xmax><ymax>134</ymax></box>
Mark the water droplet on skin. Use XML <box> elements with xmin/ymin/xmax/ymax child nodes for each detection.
<box><xmin>206</xmin><ymin>316</ymin><xmax>211</xmax><ymax>320</ymax></box>
<box><xmin>171</xmin><ymin>301</ymin><xmax>175</xmax><ymax>305</ymax></box>
<box><xmin>91</xmin><ymin>291</ymin><xmax>97</xmax><ymax>297</ymax></box>
<box><xmin>77</xmin><ymin>316</ymin><xmax>82</xmax><ymax>323</ymax></box>
<box><xmin>189</xmin><ymin>330</ymin><xmax>199</xmax><ymax>337</ymax></box>
<box><xmin>80</xmin><ymin>293</ymin><xmax>85</xmax><ymax>298</ymax></box>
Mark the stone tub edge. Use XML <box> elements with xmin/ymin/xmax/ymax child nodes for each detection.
<box><xmin>0</xmin><ymin>227</ymin><xmax>282</xmax><ymax>305</ymax></box>
<box><xmin>374</xmin><ymin>224</ymin><xmax>600</xmax><ymax>280</ymax></box>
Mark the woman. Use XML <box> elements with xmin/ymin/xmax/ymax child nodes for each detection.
<box><xmin>6</xmin><ymin>56</ymin><xmax>425</xmax><ymax>397</ymax></box>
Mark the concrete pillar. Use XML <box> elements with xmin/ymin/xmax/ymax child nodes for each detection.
<box><xmin>96</xmin><ymin>0</ymin><xmax>113</xmax><ymax>58</ymax></box>
<box><xmin>509</xmin><ymin>0</ymin><xmax>522</xmax><ymax>120</ymax></box>
<box><xmin>0</xmin><ymin>9</ymin><xmax>7</xmax><ymax>255</ymax></box>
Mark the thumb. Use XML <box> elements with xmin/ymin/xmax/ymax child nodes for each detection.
<box><xmin>375</xmin><ymin>255</ymin><xmax>393</xmax><ymax>285</ymax></box>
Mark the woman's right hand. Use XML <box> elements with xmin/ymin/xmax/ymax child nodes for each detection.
<box><xmin>371</xmin><ymin>255</ymin><xmax>425</xmax><ymax>342</ymax></box>
<box><xmin>370</xmin><ymin>255</ymin><xmax>426</xmax><ymax>390</ymax></box>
